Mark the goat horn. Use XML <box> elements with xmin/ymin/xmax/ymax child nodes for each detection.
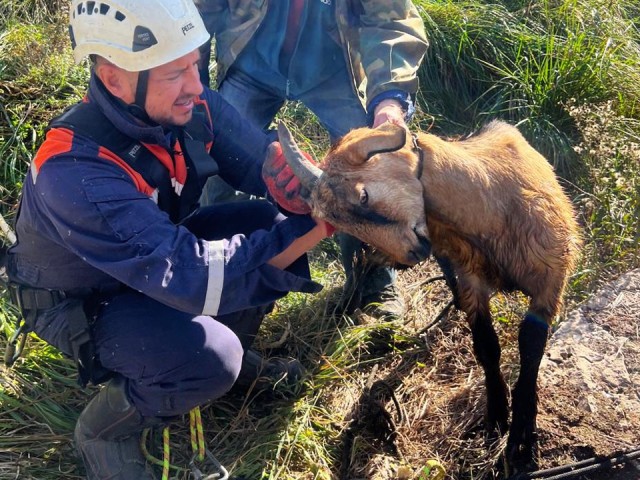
<box><xmin>277</xmin><ymin>121</ymin><xmax>323</xmax><ymax>191</ymax></box>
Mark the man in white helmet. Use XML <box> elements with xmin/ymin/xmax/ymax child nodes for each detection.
<box><xmin>5</xmin><ymin>0</ymin><xmax>333</xmax><ymax>478</ymax></box>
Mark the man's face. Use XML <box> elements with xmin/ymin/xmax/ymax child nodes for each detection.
<box><xmin>143</xmin><ymin>49</ymin><xmax>204</xmax><ymax>127</ymax></box>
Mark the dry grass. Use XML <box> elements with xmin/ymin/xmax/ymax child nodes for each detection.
<box><xmin>1</xmin><ymin>254</ymin><xmax>539</xmax><ymax>480</ymax></box>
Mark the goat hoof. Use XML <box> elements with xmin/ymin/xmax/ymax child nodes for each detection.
<box><xmin>505</xmin><ymin>440</ymin><xmax>539</xmax><ymax>476</ymax></box>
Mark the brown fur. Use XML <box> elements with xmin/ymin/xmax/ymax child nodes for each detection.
<box><xmin>312</xmin><ymin>120</ymin><xmax>581</xmax><ymax>320</ymax></box>
<box><xmin>304</xmin><ymin>120</ymin><xmax>582</xmax><ymax>472</ymax></box>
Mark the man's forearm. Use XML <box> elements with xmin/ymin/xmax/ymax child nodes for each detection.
<box><xmin>267</xmin><ymin>221</ymin><xmax>331</xmax><ymax>270</ymax></box>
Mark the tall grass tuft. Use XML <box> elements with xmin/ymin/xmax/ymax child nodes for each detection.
<box><xmin>415</xmin><ymin>0</ymin><xmax>640</xmax><ymax>173</ymax></box>
<box><xmin>0</xmin><ymin>0</ymin><xmax>68</xmax><ymax>25</ymax></box>
<box><xmin>0</xmin><ymin>18</ymin><xmax>87</xmax><ymax>218</ymax></box>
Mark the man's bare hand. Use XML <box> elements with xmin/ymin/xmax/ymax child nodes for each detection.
<box><xmin>373</xmin><ymin>99</ymin><xmax>407</xmax><ymax>128</ymax></box>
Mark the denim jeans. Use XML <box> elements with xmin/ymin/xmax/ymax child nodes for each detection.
<box><xmin>201</xmin><ymin>67</ymin><xmax>396</xmax><ymax>298</ymax></box>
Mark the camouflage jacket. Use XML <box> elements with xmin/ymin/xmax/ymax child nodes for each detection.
<box><xmin>194</xmin><ymin>0</ymin><xmax>428</xmax><ymax>109</ymax></box>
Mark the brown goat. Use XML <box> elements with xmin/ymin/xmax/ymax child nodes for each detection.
<box><xmin>278</xmin><ymin>120</ymin><xmax>582</xmax><ymax>473</ymax></box>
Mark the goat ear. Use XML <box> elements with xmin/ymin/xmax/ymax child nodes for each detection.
<box><xmin>361</xmin><ymin>123</ymin><xmax>408</xmax><ymax>161</ymax></box>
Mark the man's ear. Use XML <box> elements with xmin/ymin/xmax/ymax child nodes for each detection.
<box><xmin>95</xmin><ymin>62</ymin><xmax>135</xmax><ymax>103</ymax></box>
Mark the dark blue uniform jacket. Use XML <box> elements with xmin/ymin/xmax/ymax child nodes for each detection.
<box><xmin>7</xmin><ymin>74</ymin><xmax>321</xmax><ymax>319</ymax></box>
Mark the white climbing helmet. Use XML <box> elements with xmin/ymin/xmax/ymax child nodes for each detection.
<box><xmin>69</xmin><ymin>0</ymin><xmax>210</xmax><ymax>72</ymax></box>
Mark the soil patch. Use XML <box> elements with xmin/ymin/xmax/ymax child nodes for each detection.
<box><xmin>340</xmin><ymin>266</ymin><xmax>640</xmax><ymax>479</ymax></box>
<box><xmin>537</xmin><ymin>268</ymin><xmax>640</xmax><ymax>479</ymax></box>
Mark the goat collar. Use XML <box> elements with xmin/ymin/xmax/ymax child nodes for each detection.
<box><xmin>412</xmin><ymin>133</ymin><xmax>424</xmax><ymax>180</ymax></box>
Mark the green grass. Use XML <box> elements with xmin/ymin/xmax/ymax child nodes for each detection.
<box><xmin>1</xmin><ymin>0</ymin><xmax>639</xmax><ymax>478</ymax></box>
<box><xmin>0</xmin><ymin>16</ymin><xmax>88</xmax><ymax>211</ymax></box>
<box><xmin>414</xmin><ymin>0</ymin><xmax>640</xmax><ymax>174</ymax></box>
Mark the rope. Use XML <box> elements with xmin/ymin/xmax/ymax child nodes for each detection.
<box><xmin>142</xmin><ymin>406</ymin><xmax>228</xmax><ymax>480</ymax></box>
<box><xmin>190</xmin><ymin>406</ymin><xmax>206</xmax><ymax>461</ymax></box>
<box><xmin>162</xmin><ymin>426</ymin><xmax>171</xmax><ymax>480</ymax></box>
<box><xmin>403</xmin><ymin>275</ymin><xmax>455</xmax><ymax>336</ymax></box>
<box><xmin>417</xmin><ymin>298</ymin><xmax>454</xmax><ymax>335</ymax></box>
<box><xmin>141</xmin><ymin>426</ymin><xmax>187</xmax><ymax>477</ymax></box>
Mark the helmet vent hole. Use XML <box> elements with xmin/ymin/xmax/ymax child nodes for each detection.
<box><xmin>86</xmin><ymin>1</ymin><xmax>96</xmax><ymax>14</ymax></box>
<box><xmin>115</xmin><ymin>10</ymin><xmax>126</xmax><ymax>22</ymax></box>
<box><xmin>99</xmin><ymin>3</ymin><xmax>110</xmax><ymax>15</ymax></box>
<box><xmin>132</xmin><ymin>26</ymin><xmax>157</xmax><ymax>51</ymax></box>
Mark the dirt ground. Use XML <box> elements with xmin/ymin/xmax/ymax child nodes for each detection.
<box><xmin>337</xmin><ymin>266</ymin><xmax>640</xmax><ymax>480</ymax></box>
<box><xmin>536</xmin><ymin>268</ymin><xmax>640</xmax><ymax>480</ymax></box>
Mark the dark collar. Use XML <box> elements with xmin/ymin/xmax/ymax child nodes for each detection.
<box><xmin>412</xmin><ymin>133</ymin><xmax>424</xmax><ymax>180</ymax></box>
<box><xmin>86</xmin><ymin>73</ymin><xmax>171</xmax><ymax>149</ymax></box>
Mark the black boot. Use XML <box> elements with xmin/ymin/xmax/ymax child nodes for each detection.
<box><xmin>74</xmin><ymin>376</ymin><xmax>162</xmax><ymax>479</ymax></box>
<box><xmin>361</xmin><ymin>284</ymin><xmax>406</xmax><ymax>320</ymax></box>
<box><xmin>235</xmin><ymin>349</ymin><xmax>304</xmax><ymax>393</ymax></box>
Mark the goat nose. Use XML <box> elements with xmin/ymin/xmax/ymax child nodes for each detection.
<box><xmin>406</xmin><ymin>230</ymin><xmax>431</xmax><ymax>264</ymax></box>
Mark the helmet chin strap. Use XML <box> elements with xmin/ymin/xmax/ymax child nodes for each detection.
<box><xmin>128</xmin><ymin>69</ymin><xmax>152</xmax><ymax>122</ymax></box>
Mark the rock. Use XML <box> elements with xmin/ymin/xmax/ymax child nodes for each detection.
<box><xmin>538</xmin><ymin>269</ymin><xmax>640</xmax><ymax>461</ymax></box>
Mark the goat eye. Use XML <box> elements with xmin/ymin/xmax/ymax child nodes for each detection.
<box><xmin>359</xmin><ymin>188</ymin><xmax>368</xmax><ymax>205</ymax></box>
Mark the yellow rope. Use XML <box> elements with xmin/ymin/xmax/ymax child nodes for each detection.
<box><xmin>162</xmin><ymin>426</ymin><xmax>170</xmax><ymax>480</ymax></box>
<box><xmin>189</xmin><ymin>409</ymin><xmax>197</xmax><ymax>458</ymax></box>
<box><xmin>142</xmin><ymin>407</ymin><xmax>207</xmax><ymax>479</ymax></box>
<box><xmin>190</xmin><ymin>406</ymin><xmax>206</xmax><ymax>461</ymax></box>
<box><xmin>140</xmin><ymin>428</ymin><xmax>185</xmax><ymax>474</ymax></box>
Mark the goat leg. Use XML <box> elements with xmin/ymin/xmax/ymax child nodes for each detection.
<box><xmin>506</xmin><ymin>311</ymin><xmax>549</xmax><ymax>473</ymax></box>
<box><xmin>434</xmin><ymin>254</ymin><xmax>460</xmax><ymax>308</ymax></box>
<box><xmin>467</xmin><ymin>307</ymin><xmax>509</xmax><ymax>435</ymax></box>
